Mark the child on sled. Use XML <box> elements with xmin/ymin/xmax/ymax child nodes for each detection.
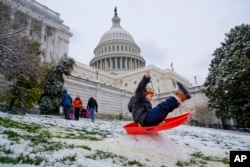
<box><xmin>128</xmin><ymin>70</ymin><xmax>191</xmax><ymax>127</ymax></box>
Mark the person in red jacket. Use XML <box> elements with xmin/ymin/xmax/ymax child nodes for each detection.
<box><xmin>73</xmin><ymin>95</ymin><xmax>83</xmax><ymax>121</ymax></box>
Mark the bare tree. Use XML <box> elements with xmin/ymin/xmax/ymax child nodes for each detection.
<box><xmin>193</xmin><ymin>105</ymin><xmax>214</xmax><ymax>127</ymax></box>
<box><xmin>0</xmin><ymin>1</ymin><xmax>43</xmax><ymax>111</ymax></box>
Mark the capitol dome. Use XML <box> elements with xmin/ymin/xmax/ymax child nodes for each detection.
<box><xmin>89</xmin><ymin>7</ymin><xmax>146</xmax><ymax>74</ymax></box>
<box><xmin>99</xmin><ymin>27</ymin><xmax>135</xmax><ymax>43</ymax></box>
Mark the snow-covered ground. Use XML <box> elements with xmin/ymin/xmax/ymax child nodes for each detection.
<box><xmin>0</xmin><ymin>111</ymin><xmax>249</xmax><ymax>167</ymax></box>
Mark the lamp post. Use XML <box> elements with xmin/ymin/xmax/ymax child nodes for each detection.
<box><xmin>120</xmin><ymin>79</ymin><xmax>123</xmax><ymax>89</ymax></box>
<box><xmin>194</xmin><ymin>76</ymin><xmax>197</xmax><ymax>85</ymax></box>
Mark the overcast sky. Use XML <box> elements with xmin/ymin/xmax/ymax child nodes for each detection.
<box><xmin>36</xmin><ymin>0</ymin><xmax>250</xmax><ymax>86</ymax></box>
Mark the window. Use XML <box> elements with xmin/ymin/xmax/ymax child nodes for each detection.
<box><xmin>108</xmin><ymin>59</ymin><xmax>110</xmax><ymax>68</ymax></box>
<box><xmin>122</xmin><ymin>58</ymin><xmax>125</xmax><ymax>68</ymax></box>
<box><xmin>117</xmin><ymin>58</ymin><xmax>120</xmax><ymax>68</ymax></box>
<box><xmin>112</xmin><ymin>58</ymin><xmax>115</xmax><ymax>68</ymax></box>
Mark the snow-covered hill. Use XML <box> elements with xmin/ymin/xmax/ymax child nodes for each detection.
<box><xmin>0</xmin><ymin>112</ymin><xmax>249</xmax><ymax>167</ymax></box>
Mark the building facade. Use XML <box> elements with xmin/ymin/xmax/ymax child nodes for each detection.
<box><xmin>4</xmin><ymin>0</ymin><xmax>72</xmax><ymax>62</ymax></box>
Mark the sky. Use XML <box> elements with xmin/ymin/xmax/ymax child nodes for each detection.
<box><xmin>1</xmin><ymin>111</ymin><xmax>250</xmax><ymax>166</ymax></box>
<box><xmin>35</xmin><ymin>0</ymin><xmax>250</xmax><ymax>86</ymax></box>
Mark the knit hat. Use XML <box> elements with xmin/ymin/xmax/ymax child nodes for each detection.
<box><xmin>144</xmin><ymin>84</ymin><xmax>154</xmax><ymax>96</ymax></box>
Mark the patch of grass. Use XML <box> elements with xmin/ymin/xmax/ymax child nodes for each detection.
<box><xmin>176</xmin><ymin>160</ymin><xmax>191</xmax><ymax>166</ymax></box>
<box><xmin>127</xmin><ymin>159</ymin><xmax>143</xmax><ymax>167</ymax></box>
<box><xmin>86</xmin><ymin>149</ymin><xmax>145</xmax><ymax>166</ymax></box>
<box><xmin>0</xmin><ymin>117</ymin><xmax>43</xmax><ymax>133</ymax></box>
<box><xmin>176</xmin><ymin>158</ymin><xmax>197</xmax><ymax>166</ymax></box>
<box><xmin>3</xmin><ymin>130</ymin><xmax>20</xmax><ymax>142</ymax></box>
<box><xmin>54</xmin><ymin>129</ymin><xmax>108</xmax><ymax>141</ymax></box>
<box><xmin>77</xmin><ymin>145</ymin><xmax>91</xmax><ymax>151</ymax></box>
<box><xmin>191</xmin><ymin>151</ymin><xmax>203</xmax><ymax>158</ymax></box>
<box><xmin>58</xmin><ymin>153</ymin><xmax>77</xmax><ymax>166</ymax></box>
<box><xmin>190</xmin><ymin>151</ymin><xmax>229</xmax><ymax>165</ymax></box>
<box><xmin>29</xmin><ymin>130</ymin><xmax>52</xmax><ymax>145</ymax></box>
<box><xmin>0</xmin><ymin>153</ymin><xmax>44</xmax><ymax>165</ymax></box>
<box><xmin>0</xmin><ymin>145</ymin><xmax>13</xmax><ymax>154</ymax></box>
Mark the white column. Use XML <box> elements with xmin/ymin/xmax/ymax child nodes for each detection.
<box><xmin>120</xmin><ymin>57</ymin><xmax>122</xmax><ymax>69</ymax></box>
<box><xmin>100</xmin><ymin>60</ymin><xmax>102</xmax><ymax>70</ymax></box>
<box><xmin>125</xmin><ymin>58</ymin><xmax>127</xmax><ymax>69</ymax></box>
<box><xmin>111</xmin><ymin>58</ymin><xmax>113</xmax><ymax>70</ymax></box>
<box><xmin>115</xmin><ymin>57</ymin><xmax>117</xmax><ymax>69</ymax></box>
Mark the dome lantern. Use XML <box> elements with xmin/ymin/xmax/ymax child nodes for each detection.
<box><xmin>112</xmin><ymin>7</ymin><xmax>121</xmax><ymax>28</ymax></box>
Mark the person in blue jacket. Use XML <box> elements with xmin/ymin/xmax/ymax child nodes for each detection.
<box><xmin>128</xmin><ymin>70</ymin><xmax>191</xmax><ymax>127</ymax></box>
<box><xmin>60</xmin><ymin>89</ymin><xmax>72</xmax><ymax>120</ymax></box>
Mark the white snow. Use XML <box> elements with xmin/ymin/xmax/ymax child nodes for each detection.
<box><xmin>0</xmin><ymin>111</ymin><xmax>249</xmax><ymax>167</ymax></box>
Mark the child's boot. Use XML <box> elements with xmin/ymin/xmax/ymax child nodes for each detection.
<box><xmin>175</xmin><ymin>82</ymin><xmax>191</xmax><ymax>102</ymax></box>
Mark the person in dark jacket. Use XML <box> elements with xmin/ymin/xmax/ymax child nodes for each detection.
<box><xmin>60</xmin><ymin>89</ymin><xmax>72</xmax><ymax>120</ymax></box>
<box><xmin>128</xmin><ymin>70</ymin><xmax>191</xmax><ymax>127</ymax></box>
<box><xmin>87</xmin><ymin>97</ymin><xmax>98</xmax><ymax>122</ymax></box>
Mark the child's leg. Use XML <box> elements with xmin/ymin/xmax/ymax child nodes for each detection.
<box><xmin>89</xmin><ymin>108</ymin><xmax>95</xmax><ymax>122</ymax></box>
<box><xmin>143</xmin><ymin>96</ymin><xmax>179</xmax><ymax>126</ymax></box>
<box><xmin>75</xmin><ymin>108</ymin><xmax>80</xmax><ymax>120</ymax></box>
<box><xmin>63</xmin><ymin>107</ymin><xmax>70</xmax><ymax>120</ymax></box>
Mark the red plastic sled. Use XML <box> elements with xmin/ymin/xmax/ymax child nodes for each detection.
<box><xmin>123</xmin><ymin>109</ymin><xmax>196</xmax><ymax>135</ymax></box>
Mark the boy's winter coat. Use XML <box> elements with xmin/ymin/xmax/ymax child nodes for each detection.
<box><xmin>128</xmin><ymin>76</ymin><xmax>152</xmax><ymax>126</ymax></box>
<box><xmin>60</xmin><ymin>89</ymin><xmax>72</xmax><ymax>108</ymax></box>
<box><xmin>73</xmin><ymin>98</ymin><xmax>82</xmax><ymax>108</ymax></box>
